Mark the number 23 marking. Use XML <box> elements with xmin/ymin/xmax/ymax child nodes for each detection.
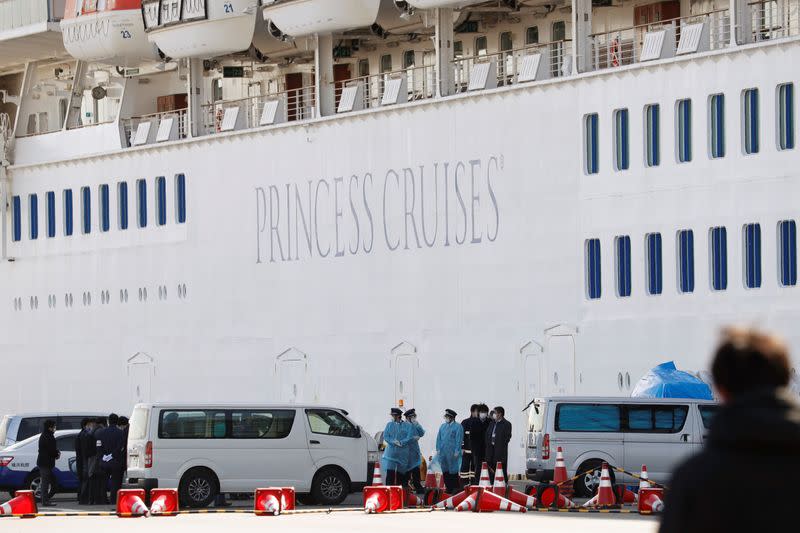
<box><xmin>121</xmin><ymin>30</ymin><xmax>132</xmax><ymax>39</ymax></box>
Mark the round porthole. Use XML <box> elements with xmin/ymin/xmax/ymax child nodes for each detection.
<box><xmin>34</xmin><ymin>296</ymin><xmax>38</xmax><ymax>309</ymax></box>
<box><xmin>143</xmin><ymin>288</ymin><xmax>147</xmax><ymax>301</ymax></box>
<box><xmin>163</xmin><ymin>286</ymin><xmax>167</xmax><ymax>300</ymax></box>
<box><xmin>554</xmin><ymin>372</ymin><xmax>559</xmax><ymax>385</ymax></box>
<box><xmin>138</xmin><ymin>288</ymin><xmax>143</xmax><ymax>302</ymax></box>
<box><xmin>625</xmin><ymin>372</ymin><xmax>631</xmax><ymax>389</ymax></box>
<box><xmin>124</xmin><ymin>289</ymin><xmax>128</xmax><ymax>302</ymax></box>
<box><xmin>617</xmin><ymin>373</ymin><xmax>624</xmax><ymax>390</ymax></box>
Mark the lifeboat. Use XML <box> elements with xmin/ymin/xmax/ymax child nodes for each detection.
<box><xmin>144</xmin><ymin>0</ymin><xmax>263</xmax><ymax>59</ymax></box>
<box><xmin>251</xmin><ymin>19</ymin><xmax>313</xmax><ymax>61</ymax></box>
<box><xmin>61</xmin><ymin>0</ymin><xmax>160</xmax><ymax>66</ymax></box>
<box><xmin>260</xmin><ymin>0</ymin><xmax>382</xmax><ymax>37</ymax></box>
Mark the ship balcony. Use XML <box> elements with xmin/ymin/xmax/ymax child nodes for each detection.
<box><xmin>586</xmin><ymin>0</ymin><xmax>799</xmax><ymax>73</ymax></box>
<box><xmin>199</xmin><ymin>86</ymin><xmax>316</xmax><ymax>136</ymax></box>
<box><xmin>121</xmin><ymin>108</ymin><xmax>188</xmax><ymax>147</ymax></box>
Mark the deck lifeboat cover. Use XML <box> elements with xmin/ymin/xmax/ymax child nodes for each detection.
<box><xmin>261</xmin><ymin>0</ymin><xmax>382</xmax><ymax>37</ymax></box>
<box><xmin>145</xmin><ymin>0</ymin><xmax>260</xmax><ymax>59</ymax></box>
<box><xmin>61</xmin><ymin>0</ymin><xmax>160</xmax><ymax>66</ymax></box>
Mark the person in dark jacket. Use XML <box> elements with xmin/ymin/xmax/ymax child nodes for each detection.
<box><xmin>90</xmin><ymin>417</ymin><xmax>108</xmax><ymax>504</ymax></box>
<box><xmin>660</xmin><ymin>328</ymin><xmax>800</xmax><ymax>533</ymax></box>
<box><xmin>36</xmin><ymin>420</ymin><xmax>60</xmax><ymax>506</ymax></box>
<box><xmin>118</xmin><ymin>416</ymin><xmax>130</xmax><ymax>475</ymax></box>
<box><xmin>78</xmin><ymin>418</ymin><xmax>97</xmax><ymax>505</ymax></box>
<box><xmin>98</xmin><ymin>413</ymin><xmax>126</xmax><ymax>504</ymax></box>
<box><xmin>75</xmin><ymin>418</ymin><xmax>89</xmax><ymax>504</ymax></box>
<box><xmin>459</xmin><ymin>405</ymin><xmax>480</xmax><ymax>486</ymax></box>
<box><xmin>485</xmin><ymin>406</ymin><xmax>511</xmax><ymax>484</ymax></box>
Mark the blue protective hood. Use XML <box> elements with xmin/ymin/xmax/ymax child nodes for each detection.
<box><xmin>631</xmin><ymin>362</ymin><xmax>714</xmax><ymax>400</ymax></box>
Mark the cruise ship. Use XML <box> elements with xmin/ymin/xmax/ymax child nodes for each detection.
<box><xmin>1</xmin><ymin>0</ymin><xmax>799</xmax><ymax>473</ymax></box>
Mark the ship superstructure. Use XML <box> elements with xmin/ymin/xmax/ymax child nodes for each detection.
<box><xmin>1</xmin><ymin>0</ymin><xmax>799</xmax><ymax>472</ymax></box>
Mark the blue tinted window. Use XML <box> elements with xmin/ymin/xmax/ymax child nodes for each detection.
<box><xmin>779</xmin><ymin>220</ymin><xmax>797</xmax><ymax>287</ymax></box>
<box><xmin>63</xmin><ymin>189</ymin><xmax>73</xmax><ymax>237</ymax></box>
<box><xmin>710</xmin><ymin>94</ymin><xmax>725</xmax><ymax>158</ymax></box>
<box><xmin>615</xmin><ymin>235</ymin><xmax>631</xmax><ymax>297</ymax></box>
<box><xmin>646</xmin><ymin>232</ymin><xmax>663</xmax><ymax>295</ymax></box>
<box><xmin>779</xmin><ymin>83</ymin><xmax>795</xmax><ymax>150</ymax></box>
<box><xmin>46</xmin><ymin>191</ymin><xmax>56</xmax><ymax>238</ymax></box>
<box><xmin>710</xmin><ymin>226</ymin><xmax>727</xmax><ymax>291</ymax></box>
<box><xmin>677</xmin><ymin>99</ymin><xmax>692</xmax><ymax>163</ymax></box>
<box><xmin>81</xmin><ymin>186</ymin><xmax>91</xmax><ymax>234</ymax></box>
<box><xmin>614</xmin><ymin>109</ymin><xmax>629</xmax><ymax>171</ymax></box>
<box><xmin>585</xmin><ymin>113</ymin><xmax>599</xmax><ymax>174</ymax></box>
<box><xmin>99</xmin><ymin>184</ymin><xmax>110</xmax><ymax>232</ymax></box>
<box><xmin>118</xmin><ymin>182</ymin><xmax>128</xmax><ymax>230</ymax></box>
<box><xmin>744</xmin><ymin>223</ymin><xmax>762</xmax><ymax>289</ymax></box>
<box><xmin>627</xmin><ymin>406</ymin><xmax>688</xmax><ymax>433</ymax></box>
<box><xmin>29</xmin><ymin>194</ymin><xmax>38</xmax><ymax>240</ymax></box>
<box><xmin>556</xmin><ymin>404</ymin><xmax>621</xmax><ymax>432</ymax></box>
<box><xmin>137</xmin><ymin>179</ymin><xmax>147</xmax><ymax>228</ymax></box>
<box><xmin>586</xmin><ymin>238</ymin><xmax>601</xmax><ymax>299</ymax></box>
<box><xmin>678</xmin><ymin>230</ymin><xmax>695</xmax><ymax>293</ymax></box>
<box><xmin>175</xmin><ymin>174</ymin><xmax>186</xmax><ymax>224</ymax></box>
<box><xmin>743</xmin><ymin>88</ymin><xmax>759</xmax><ymax>154</ymax></box>
<box><xmin>156</xmin><ymin>176</ymin><xmax>167</xmax><ymax>226</ymax></box>
<box><xmin>12</xmin><ymin>195</ymin><xmax>21</xmax><ymax>242</ymax></box>
<box><xmin>645</xmin><ymin>104</ymin><xmax>660</xmax><ymax>167</ymax></box>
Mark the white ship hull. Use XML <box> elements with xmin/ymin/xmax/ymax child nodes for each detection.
<box><xmin>3</xmin><ymin>37</ymin><xmax>800</xmax><ymax>473</ymax></box>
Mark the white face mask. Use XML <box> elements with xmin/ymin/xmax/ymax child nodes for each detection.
<box><xmin>479</xmin><ymin>413</ymin><xmax>487</xmax><ymax>420</ymax></box>
<box><xmin>491</xmin><ymin>413</ymin><xmax>498</xmax><ymax>421</ymax></box>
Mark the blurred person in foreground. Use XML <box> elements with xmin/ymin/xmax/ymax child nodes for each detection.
<box><xmin>660</xmin><ymin>328</ymin><xmax>800</xmax><ymax>533</ymax></box>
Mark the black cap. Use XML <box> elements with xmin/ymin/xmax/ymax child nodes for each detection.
<box><xmin>391</xmin><ymin>408</ymin><xmax>403</xmax><ymax>416</ymax></box>
<box><xmin>445</xmin><ymin>409</ymin><xmax>457</xmax><ymax>418</ymax></box>
<box><xmin>404</xmin><ymin>409</ymin><xmax>416</xmax><ymax>418</ymax></box>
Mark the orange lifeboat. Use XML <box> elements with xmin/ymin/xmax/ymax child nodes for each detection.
<box><xmin>61</xmin><ymin>0</ymin><xmax>161</xmax><ymax>66</ymax></box>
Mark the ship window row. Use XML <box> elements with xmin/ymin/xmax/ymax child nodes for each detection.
<box><xmin>585</xmin><ymin>220</ymin><xmax>798</xmax><ymax>300</ymax></box>
<box><xmin>11</xmin><ymin>174</ymin><xmax>187</xmax><ymax>243</ymax></box>
<box><xmin>12</xmin><ymin>284</ymin><xmax>189</xmax><ymax>312</ymax></box>
<box><xmin>584</xmin><ymin>83</ymin><xmax>796</xmax><ymax>174</ymax></box>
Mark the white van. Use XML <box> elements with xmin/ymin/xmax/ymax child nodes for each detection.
<box><xmin>124</xmin><ymin>403</ymin><xmax>379</xmax><ymax>507</ymax></box>
<box><xmin>0</xmin><ymin>413</ymin><xmax>104</xmax><ymax>448</ymax></box>
<box><xmin>525</xmin><ymin>397</ymin><xmax>718</xmax><ymax>496</ymax></box>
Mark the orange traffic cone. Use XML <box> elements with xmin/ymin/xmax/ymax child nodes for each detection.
<box><xmin>0</xmin><ymin>490</ymin><xmax>37</xmax><ymax>517</ymax></box>
<box><xmin>477</xmin><ymin>489</ymin><xmax>527</xmax><ymax>513</ymax></box>
<box><xmin>554</xmin><ymin>446</ymin><xmax>574</xmax><ymax>498</ymax></box>
<box><xmin>506</xmin><ymin>487</ymin><xmax>537</xmax><ymax>509</ymax></box>
<box><xmin>454</xmin><ymin>492</ymin><xmax>478</xmax><ymax>512</ymax></box>
<box><xmin>584</xmin><ymin>463</ymin><xmax>615</xmax><ymax>508</ymax></box>
<box><xmin>255</xmin><ymin>488</ymin><xmax>283</xmax><ymax>516</ymax></box>
<box><xmin>492</xmin><ymin>462</ymin><xmax>507</xmax><ymax>496</ymax></box>
<box><xmin>539</xmin><ymin>485</ymin><xmax>577</xmax><ymax>509</ymax></box>
<box><xmin>149</xmin><ymin>489</ymin><xmax>179</xmax><ymax>516</ymax></box>
<box><xmin>638</xmin><ymin>487</ymin><xmax>665</xmax><ymax>514</ymax></box>
<box><xmin>281</xmin><ymin>487</ymin><xmax>296</xmax><ymax>511</ymax></box>
<box><xmin>371</xmin><ymin>462</ymin><xmax>384</xmax><ymax>486</ymax></box>
<box><xmin>639</xmin><ymin>465</ymin><xmax>651</xmax><ymax>490</ymax></box>
<box><xmin>434</xmin><ymin>490</ymin><xmax>468</xmax><ymax>509</ymax></box>
<box><xmin>364</xmin><ymin>486</ymin><xmax>391</xmax><ymax>514</ymax></box>
<box><xmin>116</xmin><ymin>489</ymin><xmax>149</xmax><ymax>517</ymax></box>
<box><xmin>424</xmin><ymin>469</ymin><xmax>438</xmax><ymax>490</ymax></box>
<box><xmin>478</xmin><ymin>462</ymin><xmax>491</xmax><ymax>488</ymax></box>
<box><xmin>405</xmin><ymin>489</ymin><xmax>420</xmax><ymax>507</ymax></box>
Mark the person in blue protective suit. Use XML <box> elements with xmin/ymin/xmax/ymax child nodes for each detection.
<box><xmin>402</xmin><ymin>409</ymin><xmax>425</xmax><ymax>494</ymax></box>
<box><xmin>436</xmin><ymin>409</ymin><xmax>464</xmax><ymax>493</ymax></box>
<box><xmin>382</xmin><ymin>408</ymin><xmax>412</xmax><ymax>486</ymax></box>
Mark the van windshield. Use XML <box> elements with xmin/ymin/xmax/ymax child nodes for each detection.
<box><xmin>130</xmin><ymin>407</ymin><xmax>150</xmax><ymax>441</ymax></box>
<box><xmin>527</xmin><ymin>400</ymin><xmax>545</xmax><ymax>433</ymax></box>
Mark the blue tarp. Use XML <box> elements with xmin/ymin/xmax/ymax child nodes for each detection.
<box><xmin>631</xmin><ymin>362</ymin><xmax>714</xmax><ymax>400</ymax></box>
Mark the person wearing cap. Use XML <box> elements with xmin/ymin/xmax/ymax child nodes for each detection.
<box><xmin>402</xmin><ymin>409</ymin><xmax>425</xmax><ymax>494</ymax></box>
<box><xmin>436</xmin><ymin>409</ymin><xmax>464</xmax><ymax>493</ymax></box>
<box><xmin>382</xmin><ymin>408</ymin><xmax>413</xmax><ymax>486</ymax></box>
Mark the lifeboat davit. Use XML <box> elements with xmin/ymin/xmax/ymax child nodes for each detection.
<box><xmin>144</xmin><ymin>0</ymin><xmax>269</xmax><ymax>59</ymax></box>
<box><xmin>61</xmin><ymin>0</ymin><xmax>160</xmax><ymax>66</ymax></box>
<box><xmin>261</xmin><ymin>0</ymin><xmax>382</xmax><ymax>37</ymax></box>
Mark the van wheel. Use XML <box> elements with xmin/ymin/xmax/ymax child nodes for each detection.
<box><xmin>179</xmin><ymin>468</ymin><xmax>218</xmax><ymax>508</ymax></box>
<box><xmin>311</xmin><ymin>467</ymin><xmax>349</xmax><ymax>506</ymax></box>
<box><xmin>26</xmin><ymin>472</ymin><xmax>55</xmax><ymax>500</ymax></box>
<box><xmin>575</xmin><ymin>460</ymin><xmax>616</xmax><ymax>498</ymax></box>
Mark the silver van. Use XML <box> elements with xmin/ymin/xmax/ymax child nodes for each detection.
<box><xmin>525</xmin><ymin>397</ymin><xmax>718</xmax><ymax>496</ymax></box>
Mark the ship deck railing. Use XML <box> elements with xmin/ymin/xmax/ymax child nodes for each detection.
<box><xmin>332</xmin><ymin>39</ymin><xmax>573</xmax><ymax>115</ymax></box>
<box><xmin>121</xmin><ymin>108</ymin><xmax>188</xmax><ymax>147</ymax></box>
<box><xmin>199</xmin><ymin>86</ymin><xmax>317</xmax><ymax>136</ymax></box>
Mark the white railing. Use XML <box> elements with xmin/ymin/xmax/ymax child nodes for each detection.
<box><xmin>452</xmin><ymin>40</ymin><xmax>574</xmax><ymax>92</ymax></box>
<box><xmin>0</xmin><ymin>0</ymin><xmax>57</xmax><ymax>32</ymax></box>
<box><xmin>333</xmin><ymin>64</ymin><xmax>437</xmax><ymax>112</ymax></box>
<box><xmin>200</xmin><ymin>86</ymin><xmax>316</xmax><ymax>135</ymax></box>
<box><xmin>748</xmin><ymin>0</ymin><xmax>800</xmax><ymax>41</ymax></box>
<box><xmin>121</xmin><ymin>108</ymin><xmax>188</xmax><ymax>146</ymax></box>
<box><xmin>589</xmin><ymin>9</ymin><xmax>731</xmax><ymax>72</ymax></box>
